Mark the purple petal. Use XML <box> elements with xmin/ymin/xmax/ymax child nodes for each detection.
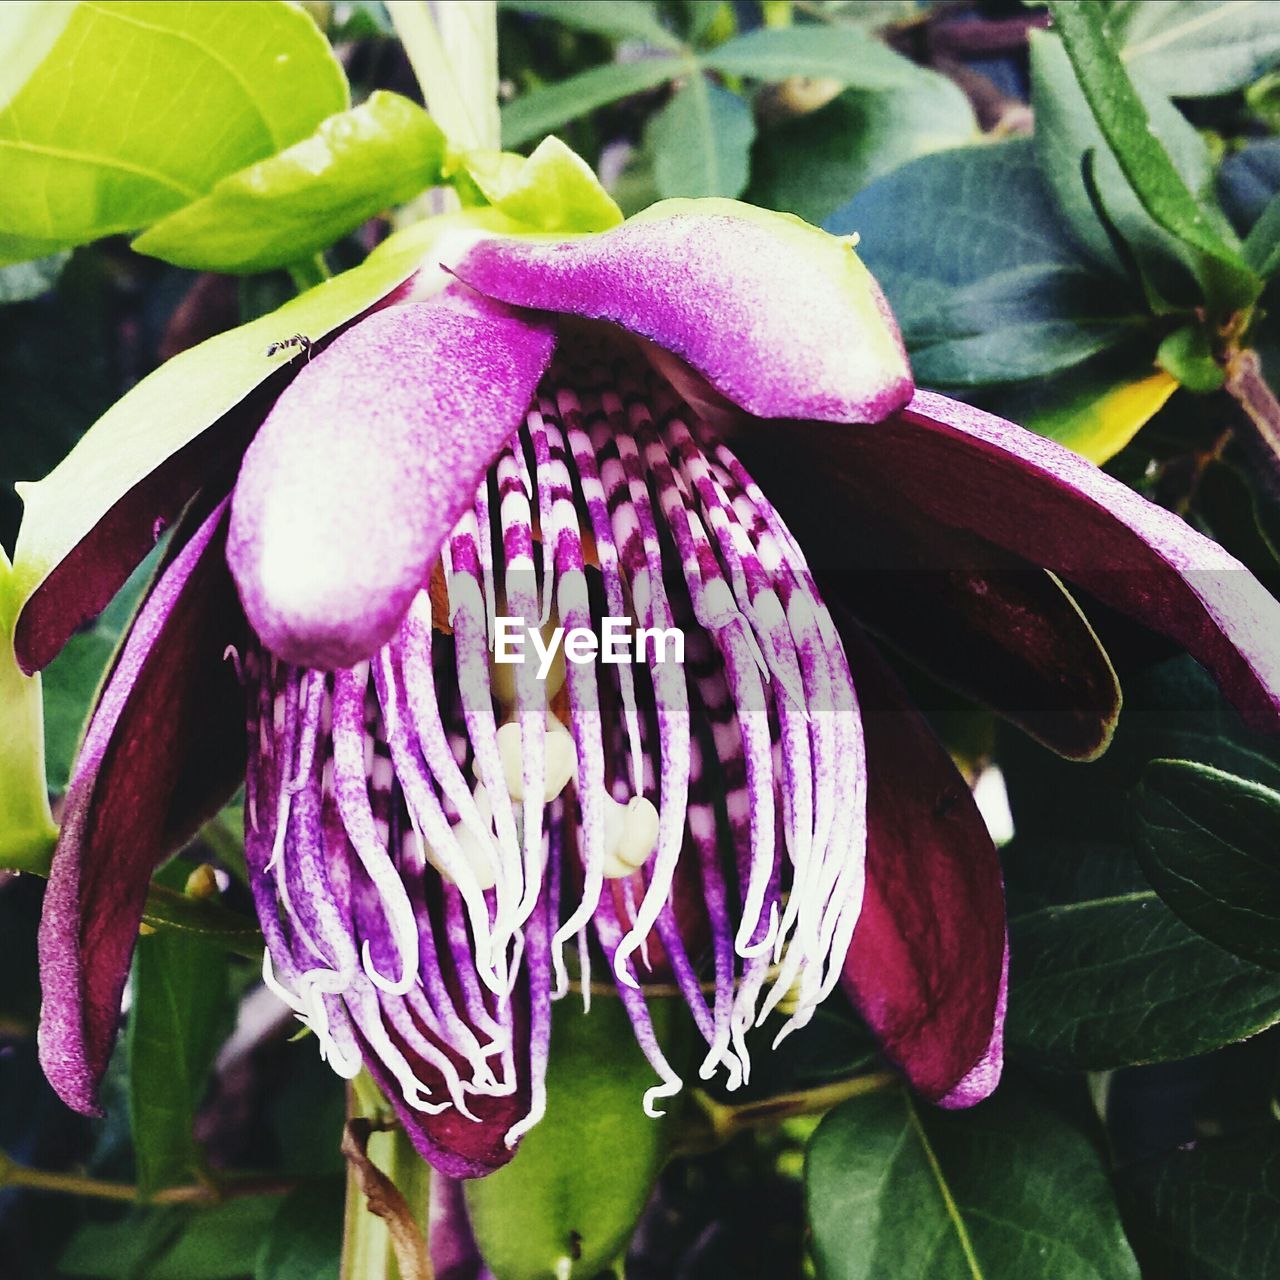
<box><xmin>37</xmin><ymin>498</ymin><xmax>246</xmax><ymax>1115</ymax></box>
<box><xmin>14</xmin><ymin>402</ymin><xmax>259</xmax><ymax>674</ymax></box>
<box><xmin>890</xmin><ymin>391</ymin><xmax>1280</xmax><ymax>732</ymax></box>
<box><xmin>451</xmin><ymin>200</ymin><xmax>913</xmax><ymax>424</ymax></box>
<box><xmin>227</xmin><ymin>297</ymin><xmax>555</xmax><ymax>668</ymax></box>
<box><xmin>831</xmin><ymin>510</ymin><xmax>1122</xmax><ymax>761</ymax></box>
<box><xmin>838</xmin><ymin>615</ymin><xmax>1006</xmax><ymax>1105</ymax></box>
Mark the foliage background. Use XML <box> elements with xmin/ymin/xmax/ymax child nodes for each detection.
<box><xmin>5</xmin><ymin>1</ymin><xmax>1280</xmax><ymax>1276</ymax></box>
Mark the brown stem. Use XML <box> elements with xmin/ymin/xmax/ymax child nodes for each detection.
<box><xmin>1225</xmin><ymin>348</ymin><xmax>1280</xmax><ymax>498</ymax></box>
<box><xmin>342</xmin><ymin>1119</ymin><xmax>434</xmax><ymax>1280</ymax></box>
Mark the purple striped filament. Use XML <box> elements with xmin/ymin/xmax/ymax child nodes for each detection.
<box><xmin>245</xmin><ymin>345</ymin><xmax>867</xmax><ymax>1147</ymax></box>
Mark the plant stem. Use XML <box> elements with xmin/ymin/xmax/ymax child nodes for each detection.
<box><xmin>387</xmin><ymin>1</ymin><xmax>500</xmax><ymax>152</ymax></box>
<box><xmin>1226</xmin><ymin>347</ymin><xmax>1280</xmax><ymax>498</ymax></box>
<box><xmin>0</xmin><ymin>1147</ymin><xmax>299</xmax><ymax>1204</ymax></box>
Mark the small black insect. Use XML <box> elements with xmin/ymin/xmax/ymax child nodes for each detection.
<box><xmin>265</xmin><ymin>332</ymin><xmax>312</xmax><ymax>360</ymax></box>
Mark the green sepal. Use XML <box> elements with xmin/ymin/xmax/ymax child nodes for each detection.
<box><xmin>455</xmin><ymin>136</ymin><xmax>624</xmax><ymax>233</ymax></box>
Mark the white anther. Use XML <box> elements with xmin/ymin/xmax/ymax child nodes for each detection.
<box><xmin>602</xmin><ymin>795</ymin><xmax>660</xmax><ymax>879</ymax></box>
<box><xmin>425</xmin><ymin>783</ymin><xmax>500</xmax><ymax>892</ymax></box>
<box><xmin>489</xmin><ymin>715</ymin><xmax>576</xmax><ymax>802</ymax></box>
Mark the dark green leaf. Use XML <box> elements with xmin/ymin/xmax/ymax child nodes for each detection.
<box><xmin>1244</xmin><ymin>189</ymin><xmax>1280</xmax><ymax>277</ymax></box>
<box><xmin>748</xmin><ymin>79</ymin><xmax>976</xmax><ymax>226</ymax></box>
<box><xmin>500</xmin><ymin>0</ymin><xmax>683</xmax><ymax>50</ymax></box>
<box><xmin>1219</xmin><ymin>138</ymin><xmax>1280</xmax><ymax>232</ymax></box>
<box><xmin>703</xmin><ymin>24</ymin><xmax>931</xmax><ymax>91</ymax></box>
<box><xmin>1121</xmin><ymin>1130</ymin><xmax>1280</xmax><ymax>1279</ymax></box>
<box><xmin>806</xmin><ymin>1085</ymin><xmax>1140</xmax><ymax>1280</ymax></box>
<box><xmin>128</xmin><ymin>865</ymin><xmax>232</xmax><ymax>1196</ymax></box>
<box><xmin>1134</xmin><ymin>760</ymin><xmax>1280</xmax><ymax>970</ymax></box>
<box><xmin>500</xmin><ymin>55</ymin><xmax>689</xmax><ymax>148</ymax></box>
<box><xmin>827</xmin><ymin>139</ymin><xmax>1146</xmax><ymax>387</ymax></box>
<box><xmin>1108</xmin><ymin>0</ymin><xmax>1280</xmax><ymax>99</ymax></box>
<box><xmin>0</xmin><ymin>250</ymin><xmax>67</xmax><ymax>301</ymax></box>
<box><xmin>647</xmin><ymin>77</ymin><xmax>754</xmax><ymax>199</ymax></box>
<box><xmin>61</xmin><ymin>1198</ymin><xmax>283</xmax><ymax>1280</ymax></box>
<box><xmin>132</xmin><ymin>93</ymin><xmax>445</xmax><ymax>274</ymax></box>
<box><xmin>465</xmin><ymin>997</ymin><xmax>689</xmax><ymax>1280</ymax></box>
<box><xmin>1043</xmin><ymin>2</ymin><xmax>1255</xmax><ymax>312</ymax></box>
<box><xmin>1031</xmin><ymin>31</ymin><xmax>1232</xmax><ymax>292</ymax></box>
<box><xmin>255</xmin><ymin>1181</ymin><xmax>344</xmax><ymax>1280</ymax></box>
<box><xmin>0</xmin><ymin>1</ymin><xmax>348</xmax><ymax>262</ymax></box>
<box><xmin>1006</xmin><ymin>839</ymin><xmax>1280</xmax><ymax>1069</ymax></box>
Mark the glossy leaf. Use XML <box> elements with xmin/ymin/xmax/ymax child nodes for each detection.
<box><xmin>1044</xmin><ymin>1</ymin><xmax>1255</xmax><ymax>312</ymax></box>
<box><xmin>500</xmin><ymin>0</ymin><xmax>682</xmax><ymax>50</ymax></box>
<box><xmin>1134</xmin><ymin>760</ymin><xmax>1280</xmax><ymax>970</ymax></box>
<box><xmin>127</xmin><ymin>866</ymin><xmax>231</xmax><ymax>1197</ymax></box>
<box><xmin>749</xmin><ymin>78</ymin><xmax>976</xmax><ymax>226</ymax></box>
<box><xmin>1006</xmin><ymin>840</ymin><xmax>1280</xmax><ymax>1069</ymax></box>
<box><xmin>1121</xmin><ymin>1130</ymin><xmax>1280</xmax><ymax>1279</ymax></box>
<box><xmin>132</xmin><ymin>93</ymin><xmax>446</xmax><ymax>273</ymax></box>
<box><xmin>465</xmin><ymin>998</ymin><xmax>687</xmax><ymax>1280</ymax></box>
<box><xmin>501</xmin><ymin>55</ymin><xmax>689</xmax><ymax>148</ymax></box>
<box><xmin>827</xmin><ymin>139</ymin><xmax>1146</xmax><ymax>388</ymax></box>
<box><xmin>0</xmin><ymin>0</ymin><xmax>348</xmax><ymax>264</ymax></box>
<box><xmin>806</xmin><ymin>1085</ymin><xmax>1140</xmax><ymax>1280</ymax></box>
<box><xmin>703</xmin><ymin>24</ymin><xmax>933</xmax><ymax>91</ymax></box>
<box><xmin>1109</xmin><ymin>0</ymin><xmax>1280</xmax><ymax>98</ymax></box>
<box><xmin>647</xmin><ymin>77</ymin><xmax>755</xmax><ymax>200</ymax></box>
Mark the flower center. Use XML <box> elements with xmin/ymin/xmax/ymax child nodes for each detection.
<box><xmin>245</xmin><ymin>348</ymin><xmax>867</xmax><ymax>1143</ymax></box>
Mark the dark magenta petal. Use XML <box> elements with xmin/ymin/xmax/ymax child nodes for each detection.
<box><xmin>227</xmin><ymin>297</ymin><xmax>555</xmax><ymax>668</ymax></box>
<box><xmin>838</xmin><ymin>615</ymin><xmax>1006</xmax><ymax>1105</ymax></box>
<box><xmin>37</xmin><ymin>499</ymin><xmax>246</xmax><ymax>1115</ymax></box>
<box><xmin>876</xmin><ymin>392</ymin><xmax>1280</xmax><ymax>732</ymax></box>
<box><xmin>14</xmin><ymin>399</ymin><xmax>261</xmax><ymax>674</ymax></box>
<box><xmin>834</xmin><ymin>512</ymin><xmax>1121</xmax><ymax>761</ymax></box>
<box><xmin>451</xmin><ymin>200</ymin><xmax>913</xmax><ymax>424</ymax></box>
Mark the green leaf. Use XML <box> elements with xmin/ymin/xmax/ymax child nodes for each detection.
<box><xmin>748</xmin><ymin>78</ymin><xmax>976</xmax><ymax>226</ymax></box>
<box><xmin>1134</xmin><ymin>760</ymin><xmax>1280</xmax><ymax>970</ymax></box>
<box><xmin>61</xmin><ymin>1198</ymin><xmax>284</xmax><ymax>1280</ymax></box>
<box><xmin>0</xmin><ymin>250</ymin><xmax>67</xmax><ymax>302</ymax></box>
<box><xmin>256</xmin><ymin>1181</ymin><xmax>344</xmax><ymax>1280</ymax></box>
<box><xmin>0</xmin><ymin>0</ymin><xmax>348</xmax><ymax>264</ymax></box>
<box><xmin>128</xmin><ymin>879</ymin><xmax>232</xmax><ymax>1197</ymax></box>
<box><xmin>647</xmin><ymin>77</ymin><xmax>755</xmax><ymax>200</ymax></box>
<box><xmin>465</xmin><ymin>997</ymin><xmax>689</xmax><ymax>1280</ymax></box>
<box><xmin>1043</xmin><ymin>2</ymin><xmax>1256</xmax><ymax>313</ymax></box>
<box><xmin>132</xmin><ymin>93</ymin><xmax>445</xmax><ymax>274</ymax></box>
<box><xmin>827</xmin><ymin>139</ymin><xmax>1148</xmax><ymax>388</ymax></box>
<box><xmin>1006</xmin><ymin>839</ymin><xmax>1280</xmax><ymax>1069</ymax></box>
<box><xmin>140</xmin><ymin>880</ymin><xmax>261</xmax><ymax>957</ymax></box>
<box><xmin>1109</xmin><ymin>0</ymin><xmax>1280</xmax><ymax>99</ymax></box>
<box><xmin>1121</xmin><ymin>1130</ymin><xmax>1280</xmax><ymax>1279</ymax></box>
<box><xmin>1031</xmin><ymin>31</ymin><xmax>1233</xmax><ymax>296</ymax></box>
<box><xmin>1244</xmin><ymin>188</ymin><xmax>1280</xmax><ymax>277</ymax></box>
<box><xmin>499</xmin><ymin>0</ymin><xmax>683</xmax><ymax>50</ymax></box>
<box><xmin>0</xmin><ymin>547</ymin><xmax>56</xmax><ymax>875</ymax></box>
<box><xmin>1156</xmin><ymin>322</ymin><xmax>1225</xmax><ymax>391</ymax></box>
<box><xmin>702</xmin><ymin>23</ymin><xmax>931</xmax><ymax>91</ymax></box>
<box><xmin>805</xmin><ymin>1085</ymin><xmax>1140</xmax><ymax>1280</ymax></box>
<box><xmin>460</xmin><ymin>135</ymin><xmax>623</xmax><ymax>232</ymax></box>
<box><xmin>9</xmin><ymin>216</ymin><xmax>454</xmax><ymax>631</ymax></box>
<box><xmin>974</xmin><ymin>344</ymin><xmax>1177</xmax><ymax>463</ymax></box>
<box><xmin>501</xmin><ymin>55</ymin><xmax>689</xmax><ymax>149</ymax></box>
